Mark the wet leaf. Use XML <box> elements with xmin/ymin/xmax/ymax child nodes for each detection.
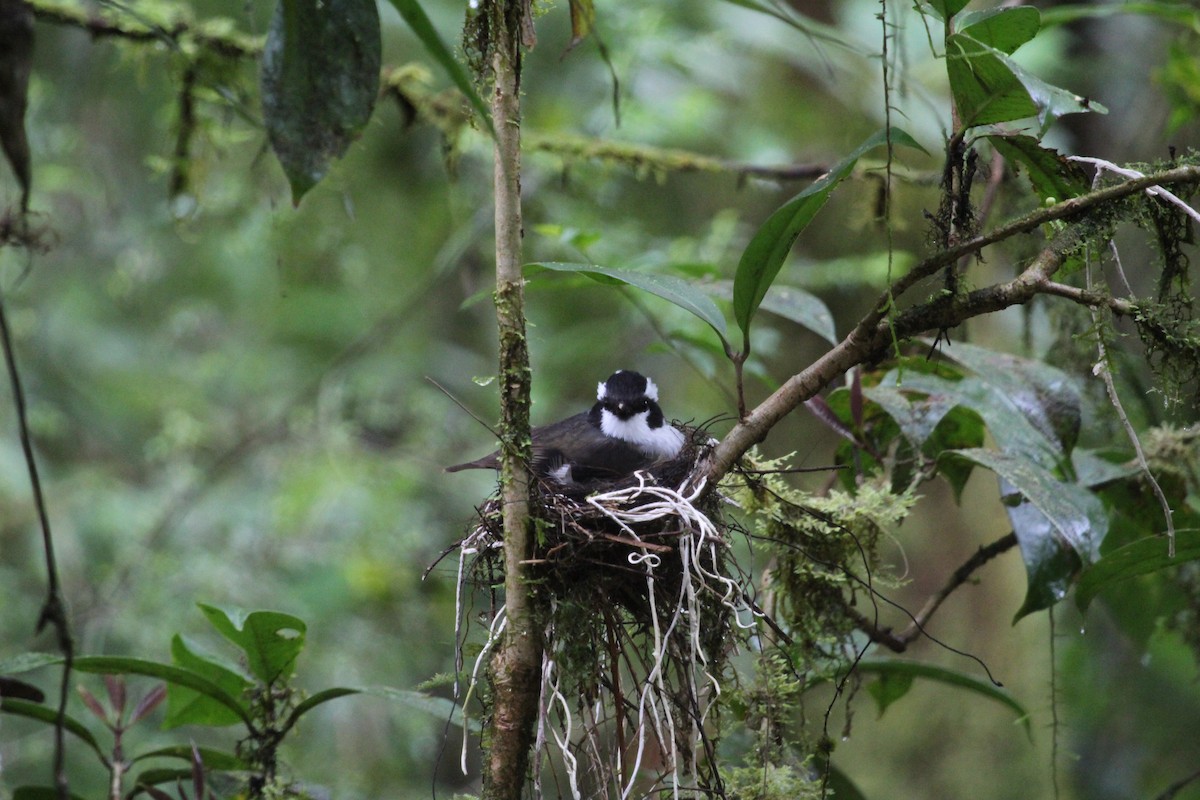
<box><xmin>261</xmin><ymin>0</ymin><xmax>381</xmax><ymax>205</ymax></box>
<box><xmin>948</xmin><ymin>448</ymin><xmax>1107</xmax><ymax>620</ymax></box>
<box><xmin>0</xmin><ymin>0</ymin><xmax>33</xmax><ymax>210</ymax></box>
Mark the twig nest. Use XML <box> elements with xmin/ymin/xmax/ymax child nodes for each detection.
<box><xmin>456</xmin><ymin>426</ymin><xmax>727</xmax><ymax>619</ymax></box>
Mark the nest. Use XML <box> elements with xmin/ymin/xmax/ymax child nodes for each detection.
<box><xmin>448</xmin><ymin>427</ymin><xmax>747</xmax><ymax>798</ymax></box>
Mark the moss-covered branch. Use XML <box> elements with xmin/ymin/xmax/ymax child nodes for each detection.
<box><xmin>702</xmin><ymin>164</ymin><xmax>1200</xmax><ymax>484</ymax></box>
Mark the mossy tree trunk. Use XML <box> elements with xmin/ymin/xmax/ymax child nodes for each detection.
<box><xmin>482</xmin><ymin>2</ymin><xmax>542</xmax><ymax>800</ymax></box>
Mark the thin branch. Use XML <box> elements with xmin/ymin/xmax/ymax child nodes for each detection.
<box><xmin>29</xmin><ymin>0</ymin><xmax>260</xmax><ymax>59</ymax></box>
<box><xmin>0</xmin><ymin>288</ymin><xmax>75</xmax><ymax>800</ymax></box>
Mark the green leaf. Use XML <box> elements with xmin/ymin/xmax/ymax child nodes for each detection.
<box><xmin>925</xmin><ymin>0</ymin><xmax>971</xmax><ymax>21</ymax></box>
<box><xmin>934</xmin><ymin>340</ymin><xmax>1083</xmax><ymax>458</ymax></box>
<box><xmin>946</xmin><ymin>34</ymin><xmax>1038</xmax><ymax>128</ymax></box>
<box><xmin>984</xmin><ymin>134</ymin><xmax>1091</xmax><ymax>201</ymax></box>
<box><xmin>0</xmin><ymin>699</ymin><xmax>105</xmax><ymax>760</ymax></box>
<box><xmin>0</xmin><ymin>652</ymin><xmax>61</xmax><ymax>675</ymax></box>
<box><xmin>1076</xmin><ymin>529</ymin><xmax>1200</xmax><ymax>613</ymax></box>
<box><xmin>11</xmin><ymin>788</ymin><xmax>89</xmax><ymax>800</ymax></box>
<box><xmin>386</xmin><ymin>0</ymin><xmax>493</xmax><ymax>134</ymax></box>
<box><xmin>866</xmin><ymin>669</ymin><xmax>914</xmax><ymax>717</ymax></box>
<box><xmin>704</xmin><ymin>280</ymin><xmax>836</xmax><ymax>345</ymax></box>
<box><xmin>947</xmin><ymin>448</ymin><xmax>1107</xmax><ymax>620</ymax></box>
<box><xmin>261</xmin><ymin>0</ymin><xmax>381</xmax><ymax>205</ymax></box>
<box><xmin>733</xmin><ymin>128</ymin><xmax>923</xmax><ymax>350</ymax></box>
<box><xmin>527</xmin><ymin>262</ymin><xmax>730</xmax><ymax>347</ymax></box>
<box><xmin>956</xmin><ymin>7</ymin><xmax>1041</xmax><ymax>55</ymax></box>
<box><xmin>825</xmin><ymin>764</ymin><xmax>869</xmax><ymax>800</ymax></box>
<box><xmin>166</xmin><ymin>635</ymin><xmax>253</xmax><ymax>729</ymax></box>
<box><xmin>716</xmin><ymin>0</ymin><xmax>854</xmax><ymax>48</ymax></box>
<box><xmin>1040</xmin><ymin>3</ymin><xmax>1200</xmax><ymax>29</ymax></box>
<box><xmin>1002</xmin><ymin>55</ymin><xmax>1107</xmax><ymax>127</ymax></box>
<box><xmin>132</xmin><ymin>745</ymin><xmax>246</xmax><ymax>771</ymax></box>
<box><xmin>284</xmin><ymin>686</ymin><xmax>361</xmax><ymax>730</ymax></box>
<box><xmin>198</xmin><ymin>604</ymin><xmax>307</xmax><ymax>684</ymax></box>
<box><xmin>72</xmin><ymin>654</ymin><xmax>252</xmax><ymax>727</ymax></box>
<box><xmin>856</xmin><ymin>659</ymin><xmax>1031</xmax><ymax>735</ymax></box>
<box><xmin>361</xmin><ymin>685</ymin><xmax>481</xmax><ymax>733</ymax></box>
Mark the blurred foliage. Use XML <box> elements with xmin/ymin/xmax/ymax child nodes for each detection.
<box><xmin>0</xmin><ymin>0</ymin><xmax>1198</xmax><ymax>798</ymax></box>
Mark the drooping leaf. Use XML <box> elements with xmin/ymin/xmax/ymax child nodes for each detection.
<box><xmin>527</xmin><ymin>262</ymin><xmax>730</xmax><ymax>348</ymax></box>
<box><xmin>0</xmin><ymin>699</ymin><xmax>105</xmax><ymax>759</ymax></box>
<box><xmin>857</xmin><ymin>659</ymin><xmax>1031</xmax><ymax>735</ymax></box>
<box><xmin>0</xmin><ymin>676</ymin><xmax>43</xmax><ymax>702</ymax></box>
<box><xmin>933</xmin><ymin>340</ymin><xmax>1083</xmax><ymax>458</ymax></box>
<box><xmin>825</xmin><ymin>764</ymin><xmax>869</xmax><ymax>800</ymax></box>
<box><xmin>386</xmin><ymin>0</ymin><xmax>493</xmax><ymax>134</ymax></box>
<box><xmin>1076</xmin><ymin>528</ymin><xmax>1200</xmax><ymax>613</ymax></box>
<box><xmin>956</xmin><ymin>7</ymin><xmax>1040</xmax><ymax>55</ymax></box>
<box><xmin>284</xmin><ymin>686</ymin><xmax>361</xmax><ymax>730</ymax></box>
<box><xmin>198</xmin><ymin>604</ymin><xmax>307</xmax><ymax>684</ymax></box>
<box><xmin>984</xmin><ymin>133</ymin><xmax>1091</xmax><ymax>201</ymax></box>
<box><xmin>166</xmin><ymin>634</ymin><xmax>253</xmax><ymax>729</ymax></box>
<box><xmin>359</xmin><ymin>685</ymin><xmax>482</xmax><ymax>733</ymax></box>
<box><xmin>947</xmin><ymin>448</ymin><xmax>1107</xmax><ymax>620</ymax></box>
<box><xmin>705</xmin><ymin>280</ymin><xmax>837</xmax><ymax>345</ymax></box>
<box><xmin>567</xmin><ymin>0</ymin><xmax>595</xmax><ymax>49</ymax></box>
<box><xmin>261</xmin><ymin>0</ymin><xmax>381</xmax><ymax>205</ymax></box>
<box><xmin>733</xmin><ymin>128</ymin><xmax>924</xmax><ymax>350</ymax></box>
<box><xmin>0</xmin><ymin>0</ymin><xmax>33</xmax><ymax>210</ymax></box>
<box><xmin>866</xmin><ymin>669</ymin><xmax>914</xmax><ymax>716</ymax></box>
<box><xmin>881</xmin><ymin>371</ymin><xmax>1063</xmax><ymax>469</ymax></box>
<box><xmin>946</xmin><ymin>34</ymin><xmax>1038</xmax><ymax>128</ymax></box>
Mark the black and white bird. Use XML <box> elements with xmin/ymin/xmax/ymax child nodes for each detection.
<box><xmin>446</xmin><ymin>370</ymin><xmax>686</xmax><ymax>484</ymax></box>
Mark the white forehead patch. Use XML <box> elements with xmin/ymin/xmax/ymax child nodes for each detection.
<box><xmin>644</xmin><ymin>377</ymin><xmax>659</xmax><ymax>401</ymax></box>
<box><xmin>597</xmin><ymin>381</ymin><xmax>607</xmax><ymax>400</ymax></box>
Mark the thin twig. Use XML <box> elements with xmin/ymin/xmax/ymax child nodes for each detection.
<box><xmin>0</xmin><ymin>289</ymin><xmax>75</xmax><ymax>800</ymax></box>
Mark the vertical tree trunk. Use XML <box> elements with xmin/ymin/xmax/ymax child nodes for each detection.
<box><xmin>483</xmin><ymin>3</ymin><xmax>542</xmax><ymax>799</ymax></box>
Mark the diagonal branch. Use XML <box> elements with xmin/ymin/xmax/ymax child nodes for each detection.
<box><xmin>702</xmin><ymin>165</ymin><xmax>1200</xmax><ymax>484</ymax></box>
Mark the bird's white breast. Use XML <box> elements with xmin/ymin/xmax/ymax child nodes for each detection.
<box><xmin>599</xmin><ymin>410</ymin><xmax>685</xmax><ymax>459</ymax></box>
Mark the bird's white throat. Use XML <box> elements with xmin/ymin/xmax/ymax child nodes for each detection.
<box><xmin>599</xmin><ymin>409</ymin><xmax>685</xmax><ymax>459</ymax></box>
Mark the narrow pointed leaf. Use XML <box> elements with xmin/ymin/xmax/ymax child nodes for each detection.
<box><xmin>386</xmin><ymin>0</ymin><xmax>493</xmax><ymax>134</ymax></box>
<box><xmin>1</xmin><ymin>699</ymin><xmax>106</xmax><ymax>759</ymax></box>
<box><xmin>856</xmin><ymin>659</ymin><xmax>1030</xmax><ymax>735</ymax></box>
<box><xmin>261</xmin><ymin>0</ymin><xmax>381</xmax><ymax>204</ymax></box>
<box><xmin>132</xmin><ymin>745</ymin><xmax>245</xmax><ymax>770</ymax></box>
<box><xmin>0</xmin><ymin>652</ymin><xmax>60</xmax><ymax>675</ymax></box>
<box><xmin>733</xmin><ymin>128</ymin><xmax>923</xmax><ymax>348</ymax></box>
<box><xmin>527</xmin><ymin>262</ymin><xmax>729</xmax><ymax>347</ymax></box>
<box><xmin>926</xmin><ymin>0</ymin><xmax>971</xmax><ymax>20</ymax></box>
<box><xmin>1076</xmin><ymin>528</ymin><xmax>1200</xmax><ymax>613</ymax></box>
<box><xmin>129</xmin><ymin>683</ymin><xmax>168</xmax><ymax>725</ymax></box>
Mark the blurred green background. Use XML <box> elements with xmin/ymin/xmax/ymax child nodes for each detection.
<box><xmin>1</xmin><ymin>0</ymin><xmax>1199</xmax><ymax>798</ymax></box>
